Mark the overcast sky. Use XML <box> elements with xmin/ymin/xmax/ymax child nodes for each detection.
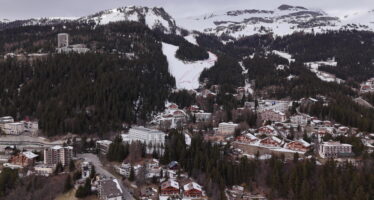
<box><xmin>1</xmin><ymin>0</ymin><xmax>374</xmax><ymax>20</ymax></box>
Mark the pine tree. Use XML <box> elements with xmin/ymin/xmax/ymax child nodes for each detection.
<box><xmin>129</xmin><ymin>167</ymin><xmax>135</xmax><ymax>182</ymax></box>
<box><xmin>64</xmin><ymin>175</ymin><xmax>73</xmax><ymax>193</ymax></box>
<box><xmin>69</xmin><ymin>160</ymin><xmax>75</xmax><ymax>172</ymax></box>
<box><xmin>90</xmin><ymin>166</ymin><xmax>96</xmax><ymax>179</ymax></box>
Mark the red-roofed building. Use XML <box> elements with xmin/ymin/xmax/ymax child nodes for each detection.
<box><xmin>183</xmin><ymin>182</ymin><xmax>203</xmax><ymax>198</ymax></box>
<box><xmin>285</xmin><ymin>139</ymin><xmax>311</xmax><ymax>152</ymax></box>
<box><xmin>160</xmin><ymin>180</ymin><xmax>180</xmax><ymax>196</ymax></box>
<box><xmin>9</xmin><ymin>151</ymin><xmax>38</xmax><ymax>167</ymax></box>
<box><xmin>260</xmin><ymin>136</ymin><xmax>283</xmax><ymax>147</ymax></box>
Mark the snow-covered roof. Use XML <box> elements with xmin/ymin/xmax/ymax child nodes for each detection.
<box><xmin>51</xmin><ymin>145</ymin><xmax>73</xmax><ymax>150</ymax></box>
<box><xmin>297</xmin><ymin>139</ymin><xmax>311</xmax><ymax>147</ymax></box>
<box><xmin>184</xmin><ymin>182</ymin><xmax>202</xmax><ymax>192</ymax></box>
<box><xmin>161</xmin><ymin>180</ymin><xmax>179</xmax><ymax>189</ymax></box>
<box><xmin>22</xmin><ymin>151</ymin><xmax>38</xmax><ymax>159</ymax></box>
<box><xmin>96</xmin><ymin>140</ymin><xmax>113</xmax><ymax>145</ymax></box>
<box><xmin>322</xmin><ymin>141</ymin><xmax>352</xmax><ymax>147</ymax></box>
<box><xmin>51</xmin><ymin>145</ymin><xmax>62</xmax><ymax>150</ymax></box>
<box><xmin>245</xmin><ymin>133</ymin><xmax>258</xmax><ymax>140</ymax></box>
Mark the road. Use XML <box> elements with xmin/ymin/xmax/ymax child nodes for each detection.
<box><xmin>77</xmin><ymin>153</ymin><xmax>135</xmax><ymax>200</ymax></box>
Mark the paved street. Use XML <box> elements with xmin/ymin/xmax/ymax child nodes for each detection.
<box><xmin>77</xmin><ymin>153</ymin><xmax>134</xmax><ymax>200</ymax></box>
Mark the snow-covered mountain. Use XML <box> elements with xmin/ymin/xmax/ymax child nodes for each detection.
<box><xmin>0</xmin><ymin>6</ymin><xmax>177</xmax><ymax>34</ymax></box>
<box><xmin>178</xmin><ymin>4</ymin><xmax>374</xmax><ymax>38</ymax></box>
<box><xmin>78</xmin><ymin>6</ymin><xmax>177</xmax><ymax>34</ymax></box>
<box><xmin>1</xmin><ymin>4</ymin><xmax>374</xmax><ymax>38</ymax></box>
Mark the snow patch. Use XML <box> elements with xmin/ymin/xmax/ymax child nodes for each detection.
<box><xmin>162</xmin><ymin>42</ymin><xmax>217</xmax><ymax>90</ymax></box>
<box><xmin>272</xmin><ymin>50</ymin><xmax>295</xmax><ymax>63</ymax></box>
<box><xmin>304</xmin><ymin>60</ymin><xmax>344</xmax><ymax>83</ymax></box>
<box><xmin>184</xmin><ymin>34</ymin><xmax>198</xmax><ymax>46</ymax></box>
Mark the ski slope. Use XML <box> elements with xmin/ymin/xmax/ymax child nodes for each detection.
<box><xmin>162</xmin><ymin>42</ymin><xmax>217</xmax><ymax>90</ymax></box>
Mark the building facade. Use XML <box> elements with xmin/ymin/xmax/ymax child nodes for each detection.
<box><xmin>57</xmin><ymin>33</ymin><xmax>69</xmax><ymax>48</ymax></box>
<box><xmin>96</xmin><ymin>140</ymin><xmax>113</xmax><ymax>155</ymax></box>
<box><xmin>125</xmin><ymin>126</ymin><xmax>166</xmax><ymax>146</ymax></box>
<box><xmin>3</xmin><ymin>122</ymin><xmax>25</xmax><ymax>135</ymax></box>
<box><xmin>218</xmin><ymin>122</ymin><xmax>239</xmax><ymax>135</ymax></box>
<box><xmin>319</xmin><ymin>141</ymin><xmax>353</xmax><ymax>158</ymax></box>
<box><xmin>9</xmin><ymin>151</ymin><xmax>38</xmax><ymax>167</ymax></box>
<box><xmin>259</xmin><ymin>109</ymin><xmax>287</xmax><ymax>122</ymax></box>
<box><xmin>44</xmin><ymin>146</ymin><xmax>73</xmax><ymax>166</ymax></box>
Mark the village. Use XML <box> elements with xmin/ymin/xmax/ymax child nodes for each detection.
<box><xmin>0</xmin><ymin>80</ymin><xmax>373</xmax><ymax>200</ymax></box>
<box><xmin>0</xmin><ymin>31</ymin><xmax>373</xmax><ymax>200</ymax></box>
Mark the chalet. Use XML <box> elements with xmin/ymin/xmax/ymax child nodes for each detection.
<box><xmin>160</xmin><ymin>180</ymin><xmax>180</xmax><ymax>196</ymax></box>
<box><xmin>259</xmin><ymin>136</ymin><xmax>283</xmax><ymax>147</ymax></box>
<box><xmin>285</xmin><ymin>139</ymin><xmax>311</xmax><ymax>153</ymax></box>
<box><xmin>168</xmin><ymin>103</ymin><xmax>179</xmax><ymax>110</ymax></box>
<box><xmin>188</xmin><ymin>105</ymin><xmax>200</xmax><ymax>112</ymax></box>
<box><xmin>257</xmin><ymin>126</ymin><xmax>277</xmax><ymax>136</ymax></box>
<box><xmin>9</xmin><ymin>151</ymin><xmax>38</xmax><ymax>167</ymax></box>
<box><xmin>183</xmin><ymin>182</ymin><xmax>203</xmax><ymax>198</ymax></box>
<box><xmin>337</xmin><ymin>126</ymin><xmax>350</xmax><ymax>135</ymax></box>
<box><xmin>236</xmin><ymin>133</ymin><xmax>259</xmax><ymax>144</ymax></box>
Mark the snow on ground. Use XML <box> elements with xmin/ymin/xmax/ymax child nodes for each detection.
<box><xmin>304</xmin><ymin>60</ymin><xmax>344</xmax><ymax>83</ymax></box>
<box><xmin>184</xmin><ymin>133</ymin><xmax>191</xmax><ymax>146</ymax></box>
<box><xmin>184</xmin><ymin>34</ymin><xmax>198</xmax><ymax>45</ymax></box>
<box><xmin>272</xmin><ymin>50</ymin><xmax>295</xmax><ymax>63</ymax></box>
<box><xmin>162</xmin><ymin>42</ymin><xmax>217</xmax><ymax>90</ymax></box>
<box><xmin>287</xmin><ymin>75</ymin><xmax>296</xmax><ymax>80</ymax></box>
<box><xmin>243</xmin><ymin>154</ymin><xmax>272</xmax><ymax>160</ymax></box>
<box><xmin>239</xmin><ymin>61</ymin><xmax>249</xmax><ymax>75</ymax></box>
<box><xmin>245</xmin><ymin>80</ymin><xmax>254</xmax><ymax>95</ymax></box>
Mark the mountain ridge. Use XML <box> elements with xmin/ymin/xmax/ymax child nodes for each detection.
<box><xmin>1</xmin><ymin>4</ymin><xmax>374</xmax><ymax>39</ymax></box>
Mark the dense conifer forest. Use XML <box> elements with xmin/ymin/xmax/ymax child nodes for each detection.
<box><xmin>0</xmin><ymin>22</ymin><xmax>175</xmax><ymax>136</ymax></box>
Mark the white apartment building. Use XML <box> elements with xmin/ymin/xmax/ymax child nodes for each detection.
<box><xmin>44</xmin><ymin>145</ymin><xmax>73</xmax><ymax>166</ymax></box>
<box><xmin>218</xmin><ymin>122</ymin><xmax>239</xmax><ymax>135</ymax></box>
<box><xmin>57</xmin><ymin>33</ymin><xmax>69</xmax><ymax>48</ymax></box>
<box><xmin>3</xmin><ymin>122</ymin><xmax>25</xmax><ymax>135</ymax></box>
<box><xmin>34</xmin><ymin>164</ymin><xmax>55</xmax><ymax>176</ymax></box>
<box><xmin>124</xmin><ymin>126</ymin><xmax>166</xmax><ymax>146</ymax></box>
<box><xmin>22</xmin><ymin>121</ymin><xmax>39</xmax><ymax>135</ymax></box>
<box><xmin>290</xmin><ymin>115</ymin><xmax>309</xmax><ymax>126</ymax></box>
<box><xmin>0</xmin><ymin>116</ymin><xmax>14</xmax><ymax>122</ymax></box>
<box><xmin>319</xmin><ymin>141</ymin><xmax>353</xmax><ymax>158</ymax></box>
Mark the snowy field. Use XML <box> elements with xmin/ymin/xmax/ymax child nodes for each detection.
<box><xmin>162</xmin><ymin>42</ymin><xmax>217</xmax><ymax>90</ymax></box>
<box><xmin>272</xmin><ymin>50</ymin><xmax>295</xmax><ymax>63</ymax></box>
<box><xmin>304</xmin><ymin>60</ymin><xmax>344</xmax><ymax>83</ymax></box>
